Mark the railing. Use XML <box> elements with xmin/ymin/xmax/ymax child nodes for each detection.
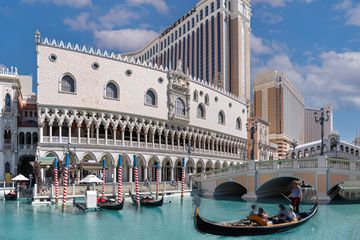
<box><xmin>191</xmin><ymin>157</ymin><xmax>360</xmax><ymax>182</ymax></box>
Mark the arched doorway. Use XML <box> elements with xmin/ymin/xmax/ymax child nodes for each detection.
<box><xmin>174</xmin><ymin>159</ymin><xmax>182</xmax><ymax>181</ymax></box>
<box><xmin>18</xmin><ymin>155</ymin><xmax>35</xmax><ymax>178</ymax></box>
<box><xmin>99</xmin><ymin>154</ymin><xmax>114</xmax><ymax>183</ymax></box>
<box><xmin>205</xmin><ymin>160</ymin><xmax>213</xmax><ymax>171</ymax></box>
<box><xmin>186</xmin><ymin>159</ymin><xmax>194</xmax><ymax>174</ymax></box>
<box><xmin>148</xmin><ymin>157</ymin><xmax>160</xmax><ymax>182</ymax></box>
<box><xmin>162</xmin><ymin>158</ymin><xmax>172</xmax><ymax>181</ymax></box>
<box><xmin>196</xmin><ymin>160</ymin><xmax>204</xmax><ymax>173</ymax></box>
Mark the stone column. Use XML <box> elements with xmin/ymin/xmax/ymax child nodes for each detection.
<box><xmin>77</xmin><ymin>125</ymin><xmax>81</xmax><ymax>144</ymax></box>
<box><xmin>87</xmin><ymin>125</ymin><xmax>90</xmax><ymax>144</ymax></box>
<box><xmin>113</xmin><ymin>127</ymin><xmax>117</xmax><ymax>146</ymax></box>
<box><xmin>121</xmin><ymin>129</ymin><xmax>125</xmax><ymax>146</ymax></box>
<box><xmin>129</xmin><ymin>167</ymin><xmax>133</xmax><ymax>183</ymax></box>
<box><xmin>96</xmin><ymin>126</ymin><xmax>99</xmax><ymax>145</ymax></box>
<box><xmin>105</xmin><ymin>127</ymin><xmax>108</xmax><ymax>145</ymax></box>
<box><xmin>170</xmin><ymin>166</ymin><xmax>174</xmax><ymax>181</ymax></box>
<box><xmin>171</xmin><ymin>135</ymin><xmax>175</xmax><ymax>150</ymax></box>
<box><xmin>145</xmin><ymin>132</ymin><xmax>148</xmax><ymax>148</ymax></box>
<box><xmin>137</xmin><ymin>130</ymin><xmax>141</xmax><ymax>147</ymax></box>
<box><xmin>59</xmin><ymin>121</ymin><xmax>63</xmax><ymax>143</ymax></box>
<box><xmin>39</xmin><ymin>124</ymin><xmax>44</xmax><ymax>143</ymax></box>
<box><xmin>129</xmin><ymin>128</ymin><xmax>133</xmax><ymax>146</ymax></box>
<box><xmin>68</xmin><ymin>124</ymin><xmax>72</xmax><ymax>144</ymax></box>
<box><xmin>144</xmin><ymin>166</ymin><xmax>148</xmax><ymax>180</ymax></box>
<box><xmin>151</xmin><ymin>132</ymin><xmax>155</xmax><ymax>149</ymax></box>
<box><xmin>49</xmin><ymin>123</ymin><xmax>53</xmax><ymax>143</ymax></box>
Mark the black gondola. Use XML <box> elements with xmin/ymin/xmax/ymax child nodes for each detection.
<box><xmin>129</xmin><ymin>190</ymin><xmax>163</xmax><ymax>207</ymax></box>
<box><xmin>97</xmin><ymin>198</ymin><xmax>124</xmax><ymax>211</ymax></box>
<box><xmin>194</xmin><ymin>203</ymin><xmax>318</xmax><ymax>236</ymax></box>
<box><xmin>4</xmin><ymin>192</ymin><xmax>16</xmax><ymax>201</ymax></box>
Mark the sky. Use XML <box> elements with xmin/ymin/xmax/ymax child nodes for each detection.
<box><xmin>0</xmin><ymin>0</ymin><xmax>359</xmax><ymax>142</ymax></box>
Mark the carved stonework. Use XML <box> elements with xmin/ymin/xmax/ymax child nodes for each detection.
<box><xmin>167</xmin><ymin>60</ymin><xmax>190</xmax><ymax>123</ymax></box>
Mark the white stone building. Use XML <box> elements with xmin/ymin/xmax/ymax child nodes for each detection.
<box><xmin>34</xmin><ymin>33</ymin><xmax>248</xmax><ymax>183</ymax></box>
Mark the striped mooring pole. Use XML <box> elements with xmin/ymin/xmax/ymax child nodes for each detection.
<box><xmin>101</xmin><ymin>159</ymin><xmax>106</xmax><ymax>201</ymax></box>
<box><xmin>62</xmin><ymin>152</ymin><xmax>70</xmax><ymax>210</ymax></box>
<box><xmin>133</xmin><ymin>155</ymin><xmax>140</xmax><ymax>207</ymax></box>
<box><xmin>117</xmin><ymin>155</ymin><xmax>123</xmax><ymax>204</ymax></box>
<box><xmin>156</xmin><ymin>162</ymin><xmax>160</xmax><ymax>199</ymax></box>
<box><xmin>181</xmin><ymin>158</ymin><xmax>186</xmax><ymax>200</ymax></box>
<box><xmin>54</xmin><ymin>158</ymin><xmax>59</xmax><ymax>203</ymax></box>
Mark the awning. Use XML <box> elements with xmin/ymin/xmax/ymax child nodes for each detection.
<box><xmin>38</xmin><ymin>157</ymin><xmax>55</xmax><ymax>166</ymax></box>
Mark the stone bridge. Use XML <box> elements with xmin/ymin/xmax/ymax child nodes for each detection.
<box><xmin>191</xmin><ymin>156</ymin><xmax>360</xmax><ymax>204</ymax></box>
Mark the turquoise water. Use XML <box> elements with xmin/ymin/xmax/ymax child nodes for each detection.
<box><xmin>0</xmin><ymin>197</ymin><xmax>359</xmax><ymax>240</ymax></box>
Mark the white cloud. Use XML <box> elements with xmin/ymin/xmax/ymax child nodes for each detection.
<box><xmin>252</xmin><ymin>0</ymin><xmax>292</xmax><ymax>8</ymax></box>
<box><xmin>127</xmin><ymin>0</ymin><xmax>169</xmax><ymax>13</ymax></box>
<box><xmin>251</xmin><ymin>34</ymin><xmax>273</xmax><ymax>55</ymax></box>
<box><xmin>334</xmin><ymin>0</ymin><xmax>360</xmax><ymax>26</ymax></box>
<box><xmin>64</xmin><ymin>5</ymin><xmax>139</xmax><ymax>31</ymax></box>
<box><xmin>93</xmin><ymin>29</ymin><xmax>158</xmax><ymax>52</ymax></box>
<box><xmin>22</xmin><ymin>0</ymin><xmax>92</xmax><ymax>8</ymax></box>
<box><xmin>64</xmin><ymin>13</ymin><xmax>94</xmax><ymax>31</ymax></box>
<box><xmin>251</xmin><ymin>35</ymin><xmax>360</xmax><ymax>109</ymax></box>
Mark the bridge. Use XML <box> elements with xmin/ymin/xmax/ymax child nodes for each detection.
<box><xmin>191</xmin><ymin>155</ymin><xmax>360</xmax><ymax>204</ymax></box>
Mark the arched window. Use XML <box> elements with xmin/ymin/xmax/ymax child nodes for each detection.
<box><xmin>218</xmin><ymin>111</ymin><xmax>225</xmax><ymax>124</ymax></box>
<box><xmin>145</xmin><ymin>89</ymin><xmax>157</xmax><ymax>106</ymax></box>
<box><xmin>5</xmin><ymin>94</ymin><xmax>11</xmax><ymax>111</ymax></box>
<box><xmin>24</xmin><ymin>111</ymin><xmax>28</xmax><ymax>118</ymax></box>
<box><xmin>4</xmin><ymin>130</ymin><xmax>11</xmax><ymax>144</ymax></box>
<box><xmin>204</xmin><ymin>94</ymin><xmax>209</xmax><ymax>105</ymax></box>
<box><xmin>236</xmin><ymin>117</ymin><xmax>242</xmax><ymax>130</ymax></box>
<box><xmin>33</xmin><ymin>132</ymin><xmax>38</xmax><ymax>144</ymax></box>
<box><xmin>5</xmin><ymin>162</ymin><xmax>10</xmax><ymax>173</ymax></box>
<box><xmin>197</xmin><ymin>104</ymin><xmax>205</xmax><ymax>118</ymax></box>
<box><xmin>105</xmin><ymin>82</ymin><xmax>118</xmax><ymax>99</ymax></box>
<box><xmin>193</xmin><ymin>90</ymin><xmax>198</xmax><ymax>101</ymax></box>
<box><xmin>29</xmin><ymin>111</ymin><xmax>33</xmax><ymax>118</ymax></box>
<box><xmin>175</xmin><ymin>98</ymin><xmax>186</xmax><ymax>117</ymax></box>
<box><xmin>60</xmin><ymin>75</ymin><xmax>75</xmax><ymax>93</ymax></box>
<box><xmin>19</xmin><ymin>132</ymin><xmax>25</xmax><ymax>145</ymax></box>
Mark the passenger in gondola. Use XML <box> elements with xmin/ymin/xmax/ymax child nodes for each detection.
<box><xmin>285</xmin><ymin>205</ymin><xmax>297</xmax><ymax>222</ymax></box>
<box><xmin>257</xmin><ymin>207</ymin><xmax>269</xmax><ymax>220</ymax></box>
<box><xmin>248</xmin><ymin>204</ymin><xmax>258</xmax><ymax>216</ymax></box>
<box><xmin>288</xmin><ymin>180</ymin><xmax>302</xmax><ymax>213</ymax></box>
<box><xmin>272</xmin><ymin>204</ymin><xmax>287</xmax><ymax>224</ymax></box>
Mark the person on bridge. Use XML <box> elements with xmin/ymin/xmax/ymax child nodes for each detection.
<box><xmin>288</xmin><ymin>181</ymin><xmax>302</xmax><ymax>214</ymax></box>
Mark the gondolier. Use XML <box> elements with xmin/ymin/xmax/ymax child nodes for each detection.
<box><xmin>288</xmin><ymin>180</ymin><xmax>302</xmax><ymax>214</ymax></box>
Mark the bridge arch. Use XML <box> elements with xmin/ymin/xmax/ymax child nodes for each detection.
<box><xmin>214</xmin><ymin>182</ymin><xmax>247</xmax><ymax>200</ymax></box>
<box><xmin>256</xmin><ymin>177</ymin><xmax>300</xmax><ymax>199</ymax></box>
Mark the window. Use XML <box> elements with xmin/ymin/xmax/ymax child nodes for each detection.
<box><xmin>5</xmin><ymin>162</ymin><xmax>10</xmax><ymax>173</ymax></box>
<box><xmin>60</xmin><ymin>75</ymin><xmax>75</xmax><ymax>93</ymax></box>
<box><xmin>204</xmin><ymin>94</ymin><xmax>209</xmax><ymax>105</ymax></box>
<box><xmin>197</xmin><ymin>104</ymin><xmax>205</xmax><ymax>118</ymax></box>
<box><xmin>145</xmin><ymin>89</ymin><xmax>157</xmax><ymax>106</ymax></box>
<box><xmin>5</xmin><ymin>94</ymin><xmax>11</xmax><ymax>110</ymax></box>
<box><xmin>175</xmin><ymin>98</ymin><xmax>186</xmax><ymax>117</ymax></box>
<box><xmin>105</xmin><ymin>82</ymin><xmax>118</xmax><ymax>99</ymax></box>
<box><xmin>236</xmin><ymin>117</ymin><xmax>242</xmax><ymax>130</ymax></box>
<box><xmin>193</xmin><ymin>90</ymin><xmax>198</xmax><ymax>101</ymax></box>
<box><xmin>218</xmin><ymin>111</ymin><xmax>225</xmax><ymax>124</ymax></box>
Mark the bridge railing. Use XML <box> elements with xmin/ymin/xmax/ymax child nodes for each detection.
<box><xmin>191</xmin><ymin>157</ymin><xmax>360</xmax><ymax>182</ymax></box>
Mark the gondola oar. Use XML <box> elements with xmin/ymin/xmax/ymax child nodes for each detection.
<box><xmin>281</xmin><ymin>193</ymin><xmax>292</xmax><ymax>203</ymax></box>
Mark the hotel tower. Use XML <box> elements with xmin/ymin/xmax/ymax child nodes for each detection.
<box><xmin>126</xmin><ymin>0</ymin><xmax>252</xmax><ymax>102</ymax></box>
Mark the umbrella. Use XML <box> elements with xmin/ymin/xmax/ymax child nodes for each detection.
<box><xmin>79</xmin><ymin>174</ymin><xmax>102</xmax><ymax>184</ymax></box>
<box><xmin>11</xmin><ymin>174</ymin><xmax>29</xmax><ymax>181</ymax></box>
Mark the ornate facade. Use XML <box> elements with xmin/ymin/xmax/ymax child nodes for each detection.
<box><xmin>34</xmin><ymin>32</ymin><xmax>248</xmax><ymax>183</ymax></box>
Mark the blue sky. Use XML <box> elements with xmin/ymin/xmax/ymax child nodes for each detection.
<box><xmin>0</xmin><ymin>0</ymin><xmax>359</xmax><ymax>142</ymax></box>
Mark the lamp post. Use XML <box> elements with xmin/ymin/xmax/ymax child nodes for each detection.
<box><xmin>314</xmin><ymin>108</ymin><xmax>330</xmax><ymax>156</ymax></box>
<box><xmin>246</xmin><ymin>119</ymin><xmax>258</xmax><ymax>160</ymax></box>
<box><xmin>291</xmin><ymin>139</ymin><xmax>298</xmax><ymax>159</ymax></box>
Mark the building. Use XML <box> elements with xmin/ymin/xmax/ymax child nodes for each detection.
<box><xmin>33</xmin><ymin>30</ymin><xmax>248</xmax><ymax>184</ymax></box>
<box><xmin>253</xmin><ymin>70</ymin><xmax>305</xmax><ymax>159</ymax></box>
<box><xmin>291</xmin><ymin>130</ymin><xmax>360</xmax><ymax>161</ymax></box>
<box><xmin>246</xmin><ymin>117</ymin><xmax>278</xmax><ymax>160</ymax></box>
<box><xmin>125</xmin><ymin>0</ymin><xmax>251</xmax><ymax>102</ymax></box>
<box><xmin>304</xmin><ymin>105</ymin><xmax>333</xmax><ymax>143</ymax></box>
<box><xmin>0</xmin><ymin>68</ymin><xmax>38</xmax><ymax>182</ymax></box>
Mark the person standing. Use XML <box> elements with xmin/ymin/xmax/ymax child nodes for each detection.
<box><xmin>288</xmin><ymin>181</ymin><xmax>302</xmax><ymax>214</ymax></box>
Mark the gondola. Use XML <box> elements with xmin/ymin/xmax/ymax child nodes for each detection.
<box><xmin>194</xmin><ymin>203</ymin><xmax>318</xmax><ymax>236</ymax></box>
<box><xmin>129</xmin><ymin>190</ymin><xmax>163</xmax><ymax>207</ymax></box>
<box><xmin>97</xmin><ymin>198</ymin><xmax>124</xmax><ymax>211</ymax></box>
<box><xmin>4</xmin><ymin>192</ymin><xmax>17</xmax><ymax>201</ymax></box>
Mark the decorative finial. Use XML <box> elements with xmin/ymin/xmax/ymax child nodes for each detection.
<box><xmin>35</xmin><ymin>30</ymin><xmax>41</xmax><ymax>43</ymax></box>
